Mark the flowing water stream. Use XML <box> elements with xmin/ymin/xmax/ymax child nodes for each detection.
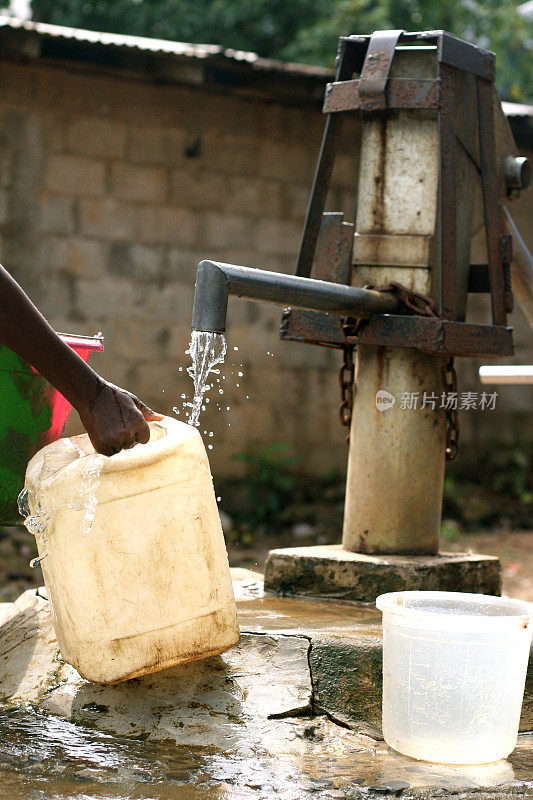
<box><xmin>182</xmin><ymin>331</ymin><xmax>227</xmax><ymax>428</ymax></box>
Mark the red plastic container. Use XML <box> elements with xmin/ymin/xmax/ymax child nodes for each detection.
<box><xmin>39</xmin><ymin>333</ymin><xmax>105</xmax><ymax>448</ymax></box>
<box><xmin>0</xmin><ymin>332</ymin><xmax>104</xmax><ymax>524</ymax></box>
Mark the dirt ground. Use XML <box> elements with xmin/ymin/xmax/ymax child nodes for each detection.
<box><xmin>0</xmin><ymin>525</ymin><xmax>531</xmax><ymax>604</ymax></box>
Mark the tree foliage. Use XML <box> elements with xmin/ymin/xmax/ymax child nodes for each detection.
<box><xmin>16</xmin><ymin>0</ymin><xmax>533</xmax><ymax>100</ymax></box>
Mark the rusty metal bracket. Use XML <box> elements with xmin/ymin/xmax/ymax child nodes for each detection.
<box><xmin>358</xmin><ymin>29</ymin><xmax>404</xmax><ymax>111</ymax></box>
<box><xmin>345</xmin><ymin>316</ymin><xmax>514</xmax><ymax>358</ymax></box>
<box><xmin>324</xmin><ymin>78</ymin><xmax>440</xmax><ymax>113</ymax></box>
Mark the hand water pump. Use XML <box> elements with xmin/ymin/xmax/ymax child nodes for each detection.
<box><xmin>192</xmin><ymin>30</ymin><xmax>532</xmax><ymax>601</ymax></box>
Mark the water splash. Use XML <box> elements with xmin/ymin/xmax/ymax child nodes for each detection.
<box><xmin>185</xmin><ymin>331</ymin><xmax>227</xmax><ymax>428</ymax></box>
<box><xmin>66</xmin><ymin>456</ymin><xmax>102</xmax><ymax>536</ymax></box>
<box><xmin>18</xmin><ymin>484</ymin><xmax>52</xmax><ymax>566</ymax></box>
<box><xmin>18</xmin><ymin>447</ymin><xmax>102</xmax><ymax>567</ymax></box>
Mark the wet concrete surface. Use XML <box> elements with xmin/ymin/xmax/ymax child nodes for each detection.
<box><xmin>0</xmin><ymin>706</ymin><xmax>529</xmax><ymax>800</ymax></box>
<box><xmin>234</xmin><ymin>572</ymin><xmax>381</xmax><ymax>640</ymax></box>
<box><xmin>0</xmin><ymin>570</ymin><xmax>530</xmax><ymax>798</ymax></box>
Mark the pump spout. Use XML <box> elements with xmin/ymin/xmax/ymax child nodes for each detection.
<box><xmin>191</xmin><ymin>260</ymin><xmax>400</xmax><ymax>333</ymax></box>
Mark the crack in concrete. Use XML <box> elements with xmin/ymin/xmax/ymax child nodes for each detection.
<box><xmin>241</xmin><ymin>628</ymin><xmax>319</xmax><ymax>722</ymax></box>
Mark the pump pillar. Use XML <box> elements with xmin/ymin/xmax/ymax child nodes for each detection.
<box><xmin>343</xmin><ymin>346</ymin><xmax>445</xmax><ymax>555</ymax></box>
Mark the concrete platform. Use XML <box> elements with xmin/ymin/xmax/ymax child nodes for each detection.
<box><xmin>234</xmin><ymin>568</ymin><xmax>532</xmax><ymax>734</ymax></box>
<box><xmin>0</xmin><ymin>570</ymin><xmax>530</xmax><ymax>797</ymax></box>
<box><xmin>263</xmin><ymin>544</ymin><xmax>501</xmax><ymax>602</ymax></box>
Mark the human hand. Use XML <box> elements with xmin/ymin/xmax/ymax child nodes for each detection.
<box><xmin>78</xmin><ymin>381</ymin><xmax>164</xmax><ymax>456</ymax></box>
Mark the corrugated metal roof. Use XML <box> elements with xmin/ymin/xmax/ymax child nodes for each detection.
<box><xmin>0</xmin><ymin>14</ymin><xmax>332</xmax><ymax>77</ymax></box>
<box><xmin>0</xmin><ymin>14</ymin><xmax>530</xmax><ymax>115</ymax></box>
<box><xmin>502</xmin><ymin>101</ymin><xmax>533</xmax><ymax>118</ymax></box>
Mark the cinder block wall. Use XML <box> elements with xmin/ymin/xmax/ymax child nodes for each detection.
<box><xmin>0</xmin><ymin>58</ymin><xmax>531</xmax><ymax>479</ymax></box>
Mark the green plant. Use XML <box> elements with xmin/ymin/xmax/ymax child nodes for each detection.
<box><xmin>232</xmin><ymin>442</ymin><xmax>299</xmax><ymax>530</ymax></box>
<box><xmin>443</xmin><ymin>443</ymin><xmax>533</xmax><ymax>529</ymax></box>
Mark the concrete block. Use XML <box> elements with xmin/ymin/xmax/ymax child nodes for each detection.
<box><xmin>36</xmin><ymin>274</ymin><xmax>73</xmax><ymax>319</ymax></box>
<box><xmin>284</xmin><ymin>182</ymin><xmax>311</xmax><ymax>219</ymax></box>
<box><xmin>76</xmin><ymin>276</ymin><xmax>138</xmax><ymax>320</ymax></box>
<box><xmin>258</xmin><ymin>139</ymin><xmax>314</xmax><ymax>183</ymax></box>
<box><xmin>41</xmin><ymin>112</ymin><xmax>65</xmax><ymax>153</ymax></box>
<box><xmin>79</xmin><ymin>198</ymin><xmax>137</xmax><ymax>241</ymax></box>
<box><xmin>135</xmin><ymin>359</ymin><xmax>183</xmax><ymax>403</ymax></box>
<box><xmin>0</xmin><ymin>188</ymin><xmax>8</xmax><ymax>224</ymax></box>
<box><xmin>138</xmin><ymin>206</ymin><xmax>199</xmax><ymax>246</ymax></box>
<box><xmin>108</xmin><ymin>241</ymin><xmax>164</xmax><ymax>280</ymax></box>
<box><xmin>38</xmin><ymin>195</ymin><xmax>75</xmax><ymax>234</ymax></box>
<box><xmin>0</xmin><ymin>149</ymin><xmax>13</xmax><ymax>187</ymax></box>
<box><xmin>67</xmin><ymin>117</ymin><xmax>126</xmax><ymax>159</ymax></box>
<box><xmin>45</xmin><ymin>155</ymin><xmax>105</xmax><ymax>197</ymax></box>
<box><xmin>100</xmin><ymin>318</ymin><xmax>177</xmax><ymax>362</ymax></box>
<box><xmin>110</xmin><ymin>162</ymin><xmax>167</xmax><ymax>203</ymax></box>
<box><xmin>203</xmin><ymin>212</ymin><xmax>253</xmax><ymax>250</ymax></box>
<box><xmin>255</xmin><ymin>218</ymin><xmax>302</xmax><ymax>256</ymax></box>
<box><xmin>310</xmin><ymin>635</ymin><xmax>383</xmax><ymax>729</ymax></box>
<box><xmin>140</xmin><ymin>281</ymin><xmax>195</xmax><ymax>321</ymax></box>
<box><xmin>225</xmin><ymin>175</ymin><xmax>283</xmax><ymax>218</ymax></box>
<box><xmin>166</xmin><ymin>247</ymin><xmax>203</xmax><ymax>284</ymax></box>
<box><xmin>128</xmin><ymin>126</ymin><xmax>186</xmax><ymax>165</ymax></box>
<box><xmin>38</xmin><ymin>236</ymin><xmax>106</xmax><ymax>278</ymax></box>
<box><xmin>311</xmin><ymin>630</ymin><xmax>533</xmax><ymax>735</ymax></box>
<box><xmin>171</xmin><ymin>168</ymin><xmax>227</xmax><ymax>210</ymax></box>
<box><xmin>264</xmin><ymin>545</ymin><xmax>501</xmax><ymax>602</ymax></box>
<box><xmin>202</xmin><ymin>131</ymin><xmax>259</xmax><ymax>175</ymax></box>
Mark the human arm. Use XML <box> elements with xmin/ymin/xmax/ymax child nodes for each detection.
<box><xmin>0</xmin><ymin>264</ymin><xmax>162</xmax><ymax>455</ymax></box>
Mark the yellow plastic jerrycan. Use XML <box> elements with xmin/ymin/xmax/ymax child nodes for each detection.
<box><xmin>24</xmin><ymin>417</ymin><xmax>240</xmax><ymax>683</ymax></box>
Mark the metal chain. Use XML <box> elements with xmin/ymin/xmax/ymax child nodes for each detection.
<box><xmin>338</xmin><ymin>282</ymin><xmax>460</xmax><ymax>459</ymax></box>
<box><xmin>441</xmin><ymin>356</ymin><xmax>460</xmax><ymax>461</ymax></box>
<box><xmin>338</xmin><ymin>345</ymin><xmax>355</xmax><ymax>441</ymax></box>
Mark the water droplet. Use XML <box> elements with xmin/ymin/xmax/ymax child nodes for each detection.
<box><xmin>209</xmin><ymin>432</ymin><xmax>214</xmax><ymax>437</ymax></box>
<box><xmin>238</xmin><ymin>371</ymin><xmax>244</xmax><ymax>377</ymax></box>
<box><xmin>216</xmin><ymin>496</ymin><xmax>221</xmax><ymax>502</ymax></box>
<box><xmin>208</xmin><ymin>444</ymin><xmax>213</xmax><ymax>450</ymax></box>
<box><xmin>233</xmin><ymin>346</ymin><xmax>238</xmax><ymax>351</ymax></box>
<box><xmin>218</xmin><ymin>389</ymin><xmax>223</xmax><ymax>394</ymax></box>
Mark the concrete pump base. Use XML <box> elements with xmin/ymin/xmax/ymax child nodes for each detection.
<box><xmin>263</xmin><ymin>544</ymin><xmax>501</xmax><ymax>602</ymax></box>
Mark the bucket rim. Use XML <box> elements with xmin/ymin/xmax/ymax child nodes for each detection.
<box><xmin>58</xmin><ymin>332</ymin><xmax>104</xmax><ymax>352</ymax></box>
<box><xmin>376</xmin><ymin>590</ymin><xmax>532</xmax><ymax>628</ymax></box>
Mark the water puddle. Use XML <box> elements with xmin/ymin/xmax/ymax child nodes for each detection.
<box><xmin>0</xmin><ymin>706</ymin><xmax>529</xmax><ymax>800</ymax></box>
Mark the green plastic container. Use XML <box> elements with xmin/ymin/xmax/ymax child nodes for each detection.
<box><xmin>0</xmin><ymin>334</ymin><xmax>103</xmax><ymax>525</ymax></box>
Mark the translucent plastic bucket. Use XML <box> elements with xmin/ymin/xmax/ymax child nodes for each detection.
<box><xmin>376</xmin><ymin>591</ymin><xmax>532</xmax><ymax>765</ymax></box>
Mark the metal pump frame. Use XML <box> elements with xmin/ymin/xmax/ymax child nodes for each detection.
<box><xmin>281</xmin><ymin>30</ymin><xmax>516</xmax><ymax>359</ymax></box>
